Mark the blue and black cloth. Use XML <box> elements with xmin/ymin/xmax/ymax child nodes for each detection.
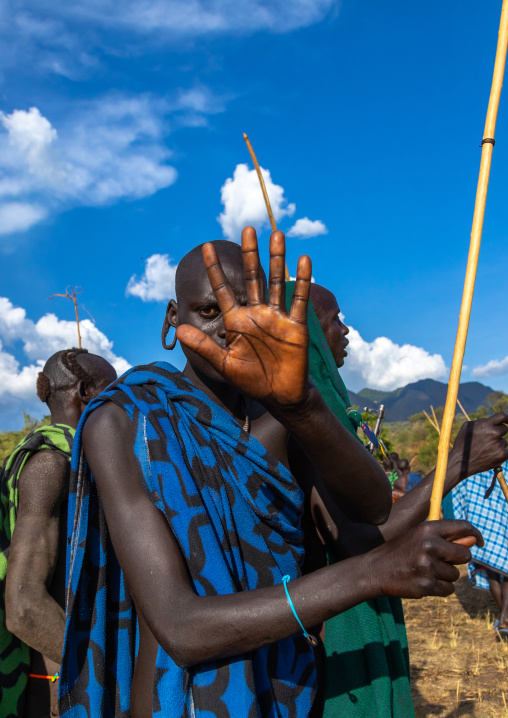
<box><xmin>451</xmin><ymin>460</ymin><xmax>508</xmax><ymax>590</ymax></box>
<box><xmin>59</xmin><ymin>362</ymin><xmax>316</xmax><ymax>717</ymax></box>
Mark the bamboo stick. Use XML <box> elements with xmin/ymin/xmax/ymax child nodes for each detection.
<box><xmin>243</xmin><ymin>133</ymin><xmax>290</xmax><ymax>281</ymax></box>
<box><xmin>431</xmin><ymin>405</ymin><xmax>440</xmax><ymax>431</ymax></box>
<box><xmin>457</xmin><ymin>398</ymin><xmax>470</xmax><ymax>421</ymax></box>
<box><xmin>423</xmin><ymin>409</ymin><xmax>440</xmax><ymax>433</ymax></box>
<box><xmin>429</xmin><ymin>0</ymin><xmax>508</xmax><ymax>520</ymax></box>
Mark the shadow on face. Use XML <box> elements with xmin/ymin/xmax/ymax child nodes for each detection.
<box><xmin>309</xmin><ymin>284</ymin><xmax>350</xmax><ymax>368</ymax></box>
<box><xmin>166</xmin><ymin>242</ymin><xmax>266</xmax><ymax>383</ymax></box>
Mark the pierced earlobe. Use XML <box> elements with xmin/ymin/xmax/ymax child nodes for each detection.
<box><xmin>162</xmin><ymin>325</ymin><xmax>177</xmax><ymax>351</ymax></box>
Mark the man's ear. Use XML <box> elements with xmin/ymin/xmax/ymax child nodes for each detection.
<box><xmin>162</xmin><ymin>299</ymin><xmax>178</xmax><ymax>351</ymax></box>
<box><xmin>78</xmin><ymin>380</ymin><xmax>92</xmax><ymax>406</ymax></box>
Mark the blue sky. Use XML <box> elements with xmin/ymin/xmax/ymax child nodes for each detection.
<box><xmin>1</xmin><ymin>0</ymin><xmax>507</xmax><ymax>429</ymax></box>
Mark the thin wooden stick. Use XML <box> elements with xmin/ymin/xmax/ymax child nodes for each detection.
<box><xmin>423</xmin><ymin>409</ymin><xmax>440</xmax><ymax>433</ymax></box>
<box><xmin>429</xmin><ymin>1</ymin><xmax>508</xmax><ymax>520</ymax></box>
<box><xmin>456</xmin><ymin>398</ymin><xmax>470</xmax><ymax>421</ymax></box>
<box><xmin>423</xmin><ymin>408</ymin><xmax>453</xmax><ymax>448</ymax></box>
<box><xmin>243</xmin><ymin>133</ymin><xmax>290</xmax><ymax>281</ymax></box>
<box><xmin>496</xmin><ymin>468</ymin><xmax>508</xmax><ymax>503</ymax></box>
<box><xmin>49</xmin><ymin>286</ymin><xmax>83</xmax><ymax>349</ymax></box>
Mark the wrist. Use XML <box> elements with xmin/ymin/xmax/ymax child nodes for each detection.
<box><xmin>267</xmin><ymin>386</ymin><xmax>320</xmax><ymax>428</ymax></box>
<box><xmin>444</xmin><ymin>449</ymin><xmax>464</xmax><ymax>489</ymax></box>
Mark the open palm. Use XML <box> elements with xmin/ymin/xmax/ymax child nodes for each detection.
<box><xmin>176</xmin><ymin>227</ymin><xmax>312</xmax><ymax>408</ymax></box>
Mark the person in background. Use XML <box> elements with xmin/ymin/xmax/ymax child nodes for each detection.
<box><xmin>294</xmin><ymin>281</ymin><xmax>508</xmax><ymax>716</ymax></box>
<box><xmin>0</xmin><ymin>348</ymin><xmax>116</xmax><ymax>718</ymax></box>
<box><xmin>452</xmin><ymin>460</ymin><xmax>508</xmax><ymax>640</ymax></box>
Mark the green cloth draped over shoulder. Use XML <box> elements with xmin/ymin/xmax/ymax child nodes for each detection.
<box><xmin>0</xmin><ymin>423</ymin><xmax>74</xmax><ymax>718</ymax></box>
<box><xmin>285</xmin><ymin>282</ymin><xmax>414</xmax><ymax>718</ymax></box>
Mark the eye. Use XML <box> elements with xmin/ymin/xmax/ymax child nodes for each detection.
<box><xmin>198</xmin><ymin>305</ymin><xmax>221</xmax><ymax>319</ymax></box>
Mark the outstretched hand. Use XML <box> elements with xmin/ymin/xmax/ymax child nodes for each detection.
<box><xmin>176</xmin><ymin>227</ymin><xmax>312</xmax><ymax>408</ymax></box>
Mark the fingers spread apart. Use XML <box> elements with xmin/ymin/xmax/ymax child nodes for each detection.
<box><xmin>241</xmin><ymin>227</ymin><xmax>265</xmax><ymax>306</ymax></box>
<box><xmin>202</xmin><ymin>242</ymin><xmax>238</xmax><ymax>315</ymax></box>
<box><xmin>288</xmin><ymin>255</ymin><xmax>312</xmax><ymax>324</ymax></box>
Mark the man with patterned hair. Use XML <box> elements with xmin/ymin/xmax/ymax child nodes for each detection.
<box><xmin>0</xmin><ymin>348</ymin><xmax>116</xmax><ymax>718</ymax></box>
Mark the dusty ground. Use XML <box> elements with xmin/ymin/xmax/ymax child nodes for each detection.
<box><xmin>404</xmin><ymin>567</ymin><xmax>508</xmax><ymax>717</ymax></box>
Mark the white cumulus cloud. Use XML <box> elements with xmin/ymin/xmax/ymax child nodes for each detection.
<box><xmin>340</xmin><ymin>322</ymin><xmax>447</xmax><ymax>392</ymax></box>
<box><xmin>218</xmin><ymin>163</ymin><xmax>295</xmax><ymax>241</ymax></box>
<box><xmin>0</xmin><ymin>296</ymin><xmax>131</xmax><ymax>429</ymax></box>
<box><xmin>126</xmin><ymin>254</ymin><xmax>177</xmax><ymax>302</ymax></box>
<box><xmin>0</xmin><ymin>89</ymin><xmax>224</xmax><ymax>238</ymax></box>
<box><xmin>472</xmin><ymin>356</ymin><xmax>508</xmax><ymax>379</ymax></box>
<box><xmin>286</xmin><ymin>217</ymin><xmax>328</xmax><ymax>239</ymax></box>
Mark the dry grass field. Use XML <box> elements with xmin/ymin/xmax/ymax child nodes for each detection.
<box><xmin>404</xmin><ymin>567</ymin><xmax>508</xmax><ymax>717</ymax></box>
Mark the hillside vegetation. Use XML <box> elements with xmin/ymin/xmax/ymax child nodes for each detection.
<box><xmin>379</xmin><ymin>391</ymin><xmax>508</xmax><ymax>475</ymax></box>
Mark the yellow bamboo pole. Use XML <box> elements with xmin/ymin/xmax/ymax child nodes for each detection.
<box><xmin>243</xmin><ymin>133</ymin><xmax>290</xmax><ymax>280</ymax></box>
<box><xmin>429</xmin><ymin>0</ymin><xmax>508</xmax><ymax>520</ymax></box>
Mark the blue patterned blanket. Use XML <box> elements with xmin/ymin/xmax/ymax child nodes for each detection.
<box><xmin>59</xmin><ymin>362</ymin><xmax>316</xmax><ymax>717</ymax></box>
<box><xmin>452</xmin><ymin>460</ymin><xmax>508</xmax><ymax>590</ymax></box>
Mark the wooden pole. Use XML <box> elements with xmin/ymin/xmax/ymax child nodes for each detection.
<box><xmin>243</xmin><ymin>133</ymin><xmax>290</xmax><ymax>280</ymax></box>
<box><xmin>429</xmin><ymin>1</ymin><xmax>508</xmax><ymax>520</ymax></box>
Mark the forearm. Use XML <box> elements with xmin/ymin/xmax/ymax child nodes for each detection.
<box><xmin>326</xmin><ymin>453</ymin><xmax>464</xmax><ymax>558</ymax></box>
<box><xmin>6</xmin><ymin>591</ymin><xmax>65</xmax><ymax>664</ymax></box>
<box><xmin>152</xmin><ymin>554</ymin><xmax>376</xmax><ymax>668</ymax></box>
<box><xmin>274</xmin><ymin>387</ymin><xmax>392</xmax><ymax>524</ymax></box>
<box><xmin>378</xmin><ymin>451</ymin><xmax>463</xmax><ymax>542</ymax></box>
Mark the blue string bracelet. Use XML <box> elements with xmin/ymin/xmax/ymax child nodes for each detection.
<box><xmin>282</xmin><ymin>575</ymin><xmax>318</xmax><ymax>647</ymax></box>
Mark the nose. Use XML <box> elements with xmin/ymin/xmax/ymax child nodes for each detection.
<box><xmin>341</xmin><ymin>321</ymin><xmax>350</xmax><ymax>337</ymax></box>
<box><xmin>217</xmin><ymin>319</ymin><xmax>226</xmax><ymax>341</ymax></box>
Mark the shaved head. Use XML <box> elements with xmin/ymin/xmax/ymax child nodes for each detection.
<box><xmin>37</xmin><ymin>348</ymin><xmax>117</xmax><ymax>410</ymax></box>
<box><xmin>175</xmin><ymin>241</ymin><xmax>244</xmax><ymax>302</ymax></box>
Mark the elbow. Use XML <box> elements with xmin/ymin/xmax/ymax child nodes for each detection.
<box><xmin>354</xmin><ymin>491</ymin><xmax>392</xmax><ymax>527</ymax></box>
<box><xmin>155</xmin><ymin>616</ymin><xmax>205</xmax><ymax>669</ymax></box>
<box><xmin>5</xmin><ymin>594</ymin><xmax>33</xmax><ymax>639</ymax></box>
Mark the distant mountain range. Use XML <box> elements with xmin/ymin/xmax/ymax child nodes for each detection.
<box><xmin>347</xmin><ymin>378</ymin><xmax>495</xmax><ymax>422</ymax></box>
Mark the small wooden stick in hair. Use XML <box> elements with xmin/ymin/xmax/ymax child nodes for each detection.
<box><xmin>243</xmin><ymin>133</ymin><xmax>290</xmax><ymax>280</ymax></box>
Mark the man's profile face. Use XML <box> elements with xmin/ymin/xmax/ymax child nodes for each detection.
<box><xmin>311</xmin><ymin>285</ymin><xmax>349</xmax><ymax>368</ymax></box>
<box><xmin>175</xmin><ymin>247</ymin><xmax>264</xmax><ymax>383</ymax></box>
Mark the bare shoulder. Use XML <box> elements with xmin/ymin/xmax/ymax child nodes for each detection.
<box><xmin>82</xmin><ymin>401</ymin><xmax>132</xmax><ymax>445</ymax></box>
<box><xmin>82</xmin><ymin>402</ymin><xmax>142</xmax><ymax>501</ymax></box>
<box><xmin>17</xmin><ymin>450</ymin><xmax>69</xmax><ymax>515</ymax></box>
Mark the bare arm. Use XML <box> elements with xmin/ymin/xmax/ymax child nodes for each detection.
<box><xmin>305</xmin><ymin>414</ymin><xmax>508</xmax><ymax>559</ymax></box>
<box><xmin>83</xmin><ymin>401</ymin><xmax>480</xmax><ymax>669</ymax></box>
<box><xmin>5</xmin><ymin>451</ymin><xmax>68</xmax><ymax>664</ymax></box>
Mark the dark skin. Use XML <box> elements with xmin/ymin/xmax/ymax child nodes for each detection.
<box><xmin>487</xmin><ymin>570</ymin><xmax>508</xmax><ymax>631</ymax></box>
<box><xmin>83</xmin><ymin>228</ymin><xmax>483</xmax><ymax>717</ymax></box>
<box><xmin>5</xmin><ymin>358</ymin><xmax>117</xmax><ymax>718</ymax></box>
<box><xmin>302</xmin><ymin>284</ymin><xmax>508</xmax><ymax>562</ymax></box>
